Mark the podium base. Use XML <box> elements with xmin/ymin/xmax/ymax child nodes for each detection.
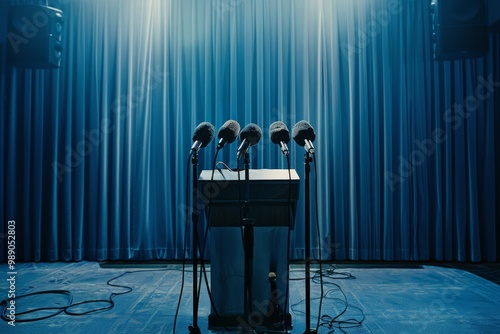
<box><xmin>208</xmin><ymin>313</ymin><xmax>292</xmax><ymax>331</ymax></box>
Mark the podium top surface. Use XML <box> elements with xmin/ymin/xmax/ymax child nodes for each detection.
<box><xmin>198</xmin><ymin>168</ymin><xmax>300</xmax><ymax>204</ymax></box>
<box><xmin>199</xmin><ymin>168</ymin><xmax>299</xmax><ymax>182</ymax></box>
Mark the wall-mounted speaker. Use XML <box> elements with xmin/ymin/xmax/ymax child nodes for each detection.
<box><xmin>431</xmin><ymin>0</ymin><xmax>489</xmax><ymax>60</ymax></box>
<box><xmin>0</xmin><ymin>1</ymin><xmax>7</xmax><ymax>47</ymax></box>
<box><xmin>6</xmin><ymin>5</ymin><xmax>63</xmax><ymax>69</ymax></box>
<box><xmin>489</xmin><ymin>0</ymin><xmax>500</xmax><ymax>33</ymax></box>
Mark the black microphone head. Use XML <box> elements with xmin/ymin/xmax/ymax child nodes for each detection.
<box><xmin>217</xmin><ymin>120</ymin><xmax>240</xmax><ymax>144</ymax></box>
<box><xmin>269</xmin><ymin>121</ymin><xmax>290</xmax><ymax>144</ymax></box>
<box><xmin>192</xmin><ymin>122</ymin><xmax>215</xmax><ymax>148</ymax></box>
<box><xmin>292</xmin><ymin>120</ymin><xmax>315</xmax><ymax>146</ymax></box>
<box><xmin>240</xmin><ymin>123</ymin><xmax>262</xmax><ymax>145</ymax></box>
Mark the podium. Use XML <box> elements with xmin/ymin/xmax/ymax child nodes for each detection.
<box><xmin>199</xmin><ymin>169</ymin><xmax>299</xmax><ymax>331</ymax></box>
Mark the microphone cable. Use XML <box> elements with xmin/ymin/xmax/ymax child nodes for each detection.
<box><xmin>236</xmin><ymin>150</ymin><xmax>253</xmax><ymax>329</ymax></box>
<box><xmin>172</xmin><ymin>151</ymin><xmax>194</xmax><ymax>334</ymax></box>
<box><xmin>311</xmin><ymin>153</ymin><xmax>324</xmax><ymax>332</ymax></box>
<box><xmin>1</xmin><ymin>267</ymin><xmax>184</xmax><ymax>324</ymax></box>
<box><xmin>283</xmin><ymin>151</ymin><xmax>292</xmax><ymax>333</ymax></box>
<box><xmin>174</xmin><ymin>122</ymin><xmax>215</xmax><ymax>332</ymax></box>
<box><xmin>288</xmin><ymin>160</ymin><xmax>365</xmax><ymax>333</ymax></box>
<box><xmin>310</xmin><ymin>153</ymin><xmax>365</xmax><ymax>333</ymax></box>
<box><xmin>197</xmin><ymin>146</ymin><xmax>230</xmax><ymax>330</ymax></box>
<box><xmin>313</xmin><ymin>266</ymin><xmax>365</xmax><ymax>333</ymax></box>
<box><xmin>290</xmin><ymin>265</ymin><xmax>364</xmax><ymax>333</ymax></box>
<box><xmin>194</xmin><ymin>145</ymin><xmax>236</xmax><ymax>332</ymax></box>
<box><xmin>175</xmin><ymin>145</ymin><xmax>230</xmax><ymax>333</ymax></box>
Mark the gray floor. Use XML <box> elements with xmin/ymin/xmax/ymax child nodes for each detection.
<box><xmin>1</xmin><ymin>261</ymin><xmax>500</xmax><ymax>333</ymax></box>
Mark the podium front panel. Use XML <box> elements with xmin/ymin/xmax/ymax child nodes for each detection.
<box><xmin>208</xmin><ymin>203</ymin><xmax>293</xmax><ymax>227</ymax></box>
<box><xmin>209</xmin><ymin>226</ymin><xmax>290</xmax><ymax>328</ymax></box>
<box><xmin>199</xmin><ymin>169</ymin><xmax>299</xmax><ymax>228</ymax></box>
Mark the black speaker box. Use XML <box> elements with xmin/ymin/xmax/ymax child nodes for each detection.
<box><xmin>6</xmin><ymin>5</ymin><xmax>63</xmax><ymax>69</ymax></box>
<box><xmin>489</xmin><ymin>0</ymin><xmax>500</xmax><ymax>33</ymax></box>
<box><xmin>0</xmin><ymin>1</ymin><xmax>7</xmax><ymax>47</ymax></box>
<box><xmin>431</xmin><ymin>0</ymin><xmax>489</xmax><ymax>60</ymax></box>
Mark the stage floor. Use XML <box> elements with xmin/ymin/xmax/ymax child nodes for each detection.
<box><xmin>1</xmin><ymin>261</ymin><xmax>500</xmax><ymax>333</ymax></box>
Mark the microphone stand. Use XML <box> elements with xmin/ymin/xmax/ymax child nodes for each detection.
<box><xmin>242</xmin><ymin>152</ymin><xmax>255</xmax><ymax>333</ymax></box>
<box><xmin>189</xmin><ymin>152</ymin><xmax>201</xmax><ymax>334</ymax></box>
<box><xmin>303</xmin><ymin>151</ymin><xmax>316</xmax><ymax>334</ymax></box>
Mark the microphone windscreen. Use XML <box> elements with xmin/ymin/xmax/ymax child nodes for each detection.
<box><xmin>292</xmin><ymin>120</ymin><xmax>315</xmax><ymax>146</ymax></box>
<box><xmin>269</xmin><ymin>121</ymin><xmax>290</xmax><ymax>144</ymax></box>
<box><xmin>240</xmin><ymin>123</ymin><xmax>262</xmax><ymax>145</ymax></box>
<box><xmin>192</xmin><ymin>122</ymin><xmax>215</xmax><ymax>148</ymax></box>
<box><xmin>217</xmin><ymin>120</ymin><xmax>240</xmax><ymax>143</ymax></box>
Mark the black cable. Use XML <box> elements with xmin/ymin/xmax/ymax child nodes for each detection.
<box><xmin>317</xmin><ymin>285</ymin><xmax>365</xmax><ymax>333</ymax></box>
<box><xmin>237</xmin><ymin>154</ymin><xmax>245</xmax><ymax>245</ymax></box>
<box><xmin>195</xmin><ymin>149</ymin><xmax>236</xmax><ymax>332</ymax></box>
<box><xmin>309</xmin><ymin>154</ymin><xmax>364</xmax><ymax>333</ymax></box>
<box><xmin>311</xmin><ymin>153</ymin><xmax>324</xmax><ymax>332</ymax></box>
<box><xmin>64</xmin><ymin>270</ymin><xmax>134</xmax><ymax>316</ymax></box>
<box><xmin>197</xmin><ymin>148</ymin><xmax>228</xmax><ymax>327</ymax></box>
<box><xmin>0</xmin><ymin>268</ymin><xmax>173</xmax><ymax>323</ymax></box>
<box><xmin>194</xmin><ymin>153</ymin><xmax>258</xmax><ymax>332</ymax></box>
<box><xmin>195</xmin><ymin>149</ymin><xmax>221</xmax><ymax>312</ymax></box>
<box><xmin>314</xmin><ymin>264</ymin><xmax>356</xmax><ymax>280</ymax></box>
<box><xmin>237</xmin><ymin>152</ymin><xmax>253</xmax><ymax>331</ymax></box>
<box><xmin>313</xmin><ymin>266</ymin><xmax>362</xmax><ymax>333</ymax></box>
<box><xmin>289</xmin><ymin>266</ymin><xmax>364</xmax><ymax>333</ymax></box>
<box><xmin>1</xmin><ymin>290</ymin><xmax>72</xmax><ymax>322</ymax></box>
<box><xmin>215</xmin><ymin>161</ymin><xmax>235</xmax><ymax>173</ymax></box>
<box><xmin>281</xmin><ymin>153</ymin><xmax>292</xmax><ymax>333</ymax></box>
<box><xmin>172</xmin><ymin>152</ymin><xmax>193</xmax><ymax>333</ymax></box>
<box><xmin>320</xmin><ymin>268</ymin><xmax>365</xmax><ymax>333</ymax></box>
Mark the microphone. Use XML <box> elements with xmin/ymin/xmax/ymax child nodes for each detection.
<box><xmin>217</xmin><ymin>120</ymin><xmax>240</xmax><ymax>149</ymax></box>
<box><xmin>268</xmin><ymin>272</ymin><xmax>278</xmax><ymax>305</ymax></box>
<box><xmin>268</xmin><ymin>272</ymin><xmax>284</xmax><ymax>322</ymax></box>
<box><xmin>190</xmin><ymin>122</ymin><xmax>215</xmax><ymax>154</ymax></box>
<box><xmin>269</xmin><ymin>121</ymin><xmax>290</xmax><ymax>156</ymax></box>
<box><xmin>237</xmin><ymin>123</ymin><xmax>262</xmax><ymax>159</ymax></box>
<box><xmin>292</xmin><ymin>120</ymin><xmax>316</xmax><ymax>154</ymax></box>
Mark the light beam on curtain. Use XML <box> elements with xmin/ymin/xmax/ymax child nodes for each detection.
<box><xmin>0</xmin><ymin>0</ymin><xmax>497</xmax><ymax>262</ymax></box>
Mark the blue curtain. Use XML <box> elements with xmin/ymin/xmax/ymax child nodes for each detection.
<box><xmin>1</xmin><ymin>0</ymin><xmax>497</xmax><ymax>262</ymax></box>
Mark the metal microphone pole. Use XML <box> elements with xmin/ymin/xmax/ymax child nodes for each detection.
<box><xmin>189</xmin><ymin>152</ymin><xmax>201</xmax><ymax>334</ymax></box>
<box><xmin>242</xmin><ymin>152</ymin><xmax>255</xmax><ymax>333</ymax></box>
<box><xmin>303</xmin><ymin>151</ymin><xmax>316</xmax><ymax>334</ymax></box>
